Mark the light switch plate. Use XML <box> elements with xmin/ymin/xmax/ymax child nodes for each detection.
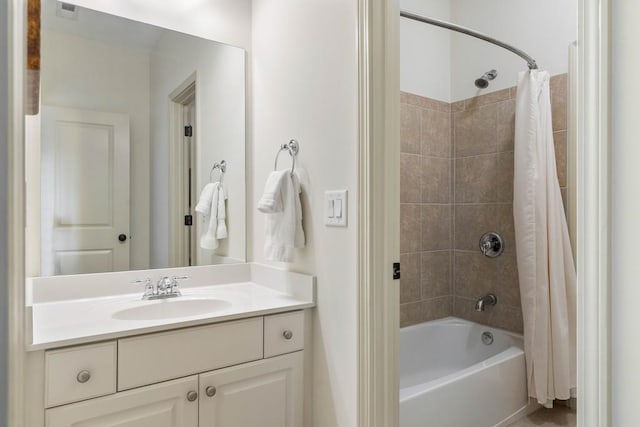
<box><xmin>324</xmin><ymin>190</ymin><xmax>347</xmax><ymax>227</ymax></box>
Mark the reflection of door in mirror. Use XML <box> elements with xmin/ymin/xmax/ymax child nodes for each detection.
<box><xmin>179</xmin><ymin>86</ymin><xmax>197</xmax><ymax>266</ymax></box>
<box><xmin>41</xmin><ymin>106</ymin><xmax>130</xmax><ymax>276</ymax></box>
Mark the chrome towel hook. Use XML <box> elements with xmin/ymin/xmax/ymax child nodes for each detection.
<box><xmin>209</xmin><ymin>160</ymin><xmax>227</xmax><ymax>184</ymax></box>
<box><xmin>274</xmin><ymin>139</ymin><xmax>299</xmax><ymax>176</ymax></box>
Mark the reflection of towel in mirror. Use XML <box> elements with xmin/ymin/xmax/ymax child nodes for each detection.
<box><xmin>197</xmin><ymin>182</ymin><xmax>227</xmax><ymax>250</ymax></box>
<box><xmin>260</xmin><ymin>171</ymin><xmax>305</xmax><ymax>262</ymax></box>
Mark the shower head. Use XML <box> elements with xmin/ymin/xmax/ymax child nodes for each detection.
<box><xmin>475</xmin><ymin>69</ymin><xmax>498</xmax><ymax>89</ymax></box>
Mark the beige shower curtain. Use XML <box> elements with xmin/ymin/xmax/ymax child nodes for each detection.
<box><xmin>513</xmin><ymin>70</ymin><xmax>577</xmax><ymax>407</ymax></box>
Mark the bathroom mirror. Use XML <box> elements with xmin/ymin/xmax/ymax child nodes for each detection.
<box><xmin>25</xmin><ymin>0</ymin><xmax>246</xmax><ymax>276</ymax></box>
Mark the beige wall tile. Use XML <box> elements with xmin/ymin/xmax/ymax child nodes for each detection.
<box><xmin>401</xmin><ymin>103</ymin><xmax>421</xmax><ymax>154</ymax></box>
<box><xmin>421</xmin><ymin>296</ymin><xmax>453</xmax><ymax>322</ymax></box>
<box><xmin>455</xmin><ymin>155</ymin><xmax>497</xmax><ymax>203</ymax></box>
<box><xmin>401</xmin><ymin>91</ymin><xmax>451</xmax><ymax>112</ymax></box>
<box><xmin>401</xmin><ymin>203</ymin><xmax>422</xmax><ymax>253</ymax></box>
<box><xmin>421</xmin><ymin>251</ymin><xmax>451</xmax><ymax>299</ymax></box>
<box><xmin>497</xmin><ymin>254</ymin><xmax>521</xmax><ymax>307</ymax></box>
<box><xmin>400</xmin><ymin>301</ymin><xmax>423</xmax><ymax>328</ymax></box>
<box><xmin>422</xmin><ymin>204</ymin><xmax>451</xmax><ymax>251</ymax></box>
<box><xmin>497</xmin><ymin>100</ymin><xmax>516</xmax><ymax>152</ymax></box>
<box><xmin>454</xmin><ymin>204</ymin><xmax>499</xmax><ymax>251</ymax></box>
<box><xmin>453</xmin><ymin>251</ymin><xmax>498</xmax><ymax>299</ymax></box>
<box><xmin>550</xmin><ymin>74</ymin><xmax>568</xmax><ymax>131</ymax></box>
<box><xmin>554</xmin><ymin>130</ymin><xmax>567</xmax><ymax>187</ymax></box>
<box><xmin>453</xmin><ymin>296</ymin><xmax>524</xmax><ymax>334</ymax></box>
<box><xmin>496</xmin><ymin>151</ymin><xmax>514</xmax><ymax>203</ymax></box>
<box><xmin>421</xmin><ymin>109</ymin><xmax>451</xmax><ymax>158</ymax></box>
<box><xmin>454</xmin><ymin>104</ymin><xmax>497</xmax><ymax>157</ymax></box>
<box><xmin>401</xmin><ymin>154</ymin><xmax>422</xmax><ymax>203</ymax></box>
<box><xmin>400</xmin><ymin>252</ymin><xmax>421</xmax><ymax>304</ymax></box>
<box><xmin>422</xmin><ymin>157</ymin><xmax>451</xmax><ymax>203</ymax></box>
<box><xmin>464</xmin><ymin>88</ymin><xmax>510</xmax><ymax>110</ymax></box>
<box><xmin>495</xmin><ymin>204</ymin><xmax>516</xmax><ymax>257</ymax></box>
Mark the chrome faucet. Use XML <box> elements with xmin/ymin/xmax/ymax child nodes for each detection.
<box><xmin>475</xmin><ymin>293</ymin><xmax>498</xmax><ymax>312</ymax></box>
<box><xmin>132</xmin><ymin>276</ymin><xmax>188</xmax><ymax>300</ymax></box>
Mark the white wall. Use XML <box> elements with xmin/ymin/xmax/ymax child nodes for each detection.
<box><xmin>40</xmin><ymin>30</ymin><xmax>151</xmax><ymax>271</ymax></box>
<box><xmin>149</xmin><ymin>32</ymin><xmax>245</xmax><ymax>267</ymax></box>
<box><xmin>612</xmin><ymin>1</ymin><xmax>640</xmax><ymax>424</ymax></box>
<box><xmin>450</xmin><ymin>0</ymin><xmax>576</xmax><ymax>101</ymax></box>
<box><xmin>399</xmin><ymin>0</ymin><xmax>577</xmax><ymax>102</ymax></box>
<box><xmin>400</xmin><ymin>0</ymin><xmax>451</xmax><ymax>101</ymax></box>
<box><xmin>67</xmin><ymin>0</ymin><xmax>252</xmax><ymax>51</ymax></box>
<box><xmin>0</xmin><ymin>0</ymin><xmax>8</xmax><ymax>422</ymax></box>
<box><xmin>252</xmin><ymin>0</ymin><xmax>358</xmax><ymax>425</ymax></box>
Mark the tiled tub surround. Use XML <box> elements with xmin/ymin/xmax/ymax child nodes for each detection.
<box><xmin>400</xmin><ymin>74</ymin><xmax>569</xmax><ymax>332</ymax></box>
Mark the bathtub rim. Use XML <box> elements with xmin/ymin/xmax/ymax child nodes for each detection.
<box><xmin>399</xmin><ymin>316</ymin><xmax>525</xmax><ymax>402</ymax></box>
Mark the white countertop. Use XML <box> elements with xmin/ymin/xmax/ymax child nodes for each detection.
<box><xmin>27</xmin><ymin>263</ymin><xmax>315</xmax><ymax>351</ymax></box>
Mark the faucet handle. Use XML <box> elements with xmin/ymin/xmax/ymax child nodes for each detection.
<box><xmin>132</xmin><ymin>278</ymin><xmax>155</xmax><ymax>297</ymax></box>
<box><xmin>172</xmin><ymin>276</ymin><xmax>189</xmax><ymax>281</ymax></box>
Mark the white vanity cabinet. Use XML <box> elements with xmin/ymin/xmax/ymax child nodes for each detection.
<box><xmin>46</xmin><ymin>375</ymin><xmax>199</xmax><ymax>427</ymax></box>
<box><xmin>198</xmin><ymin>352</ymin><xmax>303</xmax><ymax>427</ymax></box>
<box><xmin>41</xmin><ymin>311</ymin><xmax>306</xmax><ymax>427</ymax></box>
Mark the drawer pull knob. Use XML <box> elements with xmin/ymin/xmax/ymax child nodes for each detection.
<box><xmin>76</xmin><ymin>370</ymin><xmax>91</xmax><ymax>383</ymax></box>
<box><xmin>187</xmin><ymin>391</ymin><xmax>198</xmax><ymax>402</ymax></box>
<box><xmin>283</xmin><ymin>330</ymin><xmax>293</xmax><ymax>340</ymax></box>
<box><xmin>205</xmin><ymin>386</ymin><xmax>217</xmax><ymax>397</ymax></box>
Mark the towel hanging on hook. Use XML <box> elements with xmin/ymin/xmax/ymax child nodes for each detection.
<box><xmin>273</xmin><ymin>139</ymin><xmax>299</xmax><ymax>176</ymax></box>
<box><xmin>209</xmin><ymin>160</ymin><xmax>227</xmax><ymax>184</ymax></box>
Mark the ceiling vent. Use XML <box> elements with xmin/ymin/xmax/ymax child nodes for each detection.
<box><xmin>56</xmin><ymin>2</ymin><xmax>79</xmax><ymax>20</ymax></box>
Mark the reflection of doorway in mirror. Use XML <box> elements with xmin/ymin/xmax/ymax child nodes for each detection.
<box><xmin>41</xmin><ymin>106</ymin><xmax>131</xmax><ymax>275</ymax></box>
<box><xmin>169</xmin><ymin>77</ymin><xmax>197</xmax><ymax>268</ymax></box>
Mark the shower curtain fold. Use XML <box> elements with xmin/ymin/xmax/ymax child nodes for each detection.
<box><xmin>513</xmin><ymin>70</ymin><xmax>576</xmax><ymax>407</ymax></box>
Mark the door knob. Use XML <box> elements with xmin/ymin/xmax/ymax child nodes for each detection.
<box><xmin>118</xmin><ymin>234</ymin><xmax>127</xmax><ymax>242</ymax></box>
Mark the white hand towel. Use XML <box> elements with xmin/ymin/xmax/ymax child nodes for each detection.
<box><xmin>258</xmin><ymin>170</ymin><xmax>288</xmax><ymax>213</ymax></box>
<box><xmin>216</xmin><ymin>185</ymin><xmax>228</xmax><ymax>239</ymax></box>
<box><xmin>195</xmin><ymin>183</ymin><xmax>216</xmax><ymax>216</ymax></box>
<box><xmin>199</xmin><ymin>183</ymin><xmax>228</xmax><ymax>250</ymax></box>
<box><xmin>261</xmin><ymin>171</ymin><xmax>305</xmax><ymax>262</ymax></box>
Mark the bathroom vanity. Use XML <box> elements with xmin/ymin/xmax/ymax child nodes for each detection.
<box><xmin>24</xmin><ymin>263</ymin><xmax>315</xmax><ymax>427</ymax></box>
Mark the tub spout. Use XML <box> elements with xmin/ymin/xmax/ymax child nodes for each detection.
<box><xmin>475</xmin><ymin>294</ymin><xmax>497</xmax><ymax>312</ymax></box>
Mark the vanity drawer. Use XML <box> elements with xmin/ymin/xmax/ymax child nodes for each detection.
<box><xmin>118</xmin><ymin>317</ymin><xmax>264</xmax><ymax>390</ymax></box>
<box><xmin>264</xmin><ymin>311</ymin><xmax>305</xmax><ymax>358</ymax></box>
<box><xmin>45</xmin><ymin>341</ymin><xmax>117</xmax><ymax>408</ymax></box>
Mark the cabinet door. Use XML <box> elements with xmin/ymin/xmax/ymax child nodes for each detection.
<box><xmin>199</xmin><ymin>351</ymin><xmax>303</xmax><ymax>427</ymax></box>
<box><xmin>46</xmin><ymin>375</ymin><xmax>198</xmax><ymax>427</ymax></box>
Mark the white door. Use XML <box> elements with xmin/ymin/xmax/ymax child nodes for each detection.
<box><xmin>45</xmin><ymin>375</ymin><xmax>199</xmax><ymax>427</ymax></box>
<box><xmin>199</xmin><ymin>352</ymin><xmax>304</xmax><ymax>427</ymax></box>
<box><xmin>41</xmin><ymin>106</ymin><xmax>130</xmax><ymax>275</ymax></box>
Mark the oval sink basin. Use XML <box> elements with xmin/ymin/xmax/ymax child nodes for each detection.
<box><xmin>112</xmin><ymin>298</ymin><xmax>231</xmax><ymax>321</ymax></box>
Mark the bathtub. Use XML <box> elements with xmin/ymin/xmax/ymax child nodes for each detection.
<box><xmin>400</xmin><ymin>317</ymin><xmax>530</xmax><ymax>427</ymax></box>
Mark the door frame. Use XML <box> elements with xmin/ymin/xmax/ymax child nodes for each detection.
<box><xmin>355</xmin><ymin>1</ymin><xmax>612</xmax><ymax>427</ymax></box>
<box><xmin>168</xmin><ymin>73</ymin><xmax>197</xmax><ymax>267</ymax></box>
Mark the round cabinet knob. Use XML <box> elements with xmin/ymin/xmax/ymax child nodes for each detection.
<box><xmin>205</xmin><ymin>386</ymin><xmax>217</xmax><ymax>397</ymax></box>
<box><xmin>186</xmin><ymin>391</ymin><xmax>198</xmax><ymax>402</ymax></box>
<box><xmin>118</xmin><ymin>234</ymin><xmax>127</xmax><ymax>242</ymax></box>
<box><xmin>76</xmin><ymin>370</ymin><xmax>91</xmax><ymax>384</ymax></box>
<box><xmin>282</xmin><ymin>330</ymin><xmax>293</xmax><ymax>340</ymax></box>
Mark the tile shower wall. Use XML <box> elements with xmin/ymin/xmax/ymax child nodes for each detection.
<box><xmin>400</xmin><ymin>74</ymin><xmax>568</xmax><ymax>333</ymax></box>
<box><xmin>399</xmin><ymin>92</ymin><xmax>454</xmax><ymax>327</ymax></box>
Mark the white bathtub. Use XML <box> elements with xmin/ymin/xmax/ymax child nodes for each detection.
<box><xmin>400</xmin><ymin>317</ymin><xmax>530</xmax><ymax>427</ymax></box>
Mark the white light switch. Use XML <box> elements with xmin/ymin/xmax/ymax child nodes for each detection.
<box><xmin>325</xmin><ymin>190</ymin><xmax>347</xmax><ymax>227</ymax></box>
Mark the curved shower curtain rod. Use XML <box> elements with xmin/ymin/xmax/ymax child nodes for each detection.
<box><xmin>400</xmin><ymin>10</ymin><xmax>539</xmax><ymax>70</ymax></box>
